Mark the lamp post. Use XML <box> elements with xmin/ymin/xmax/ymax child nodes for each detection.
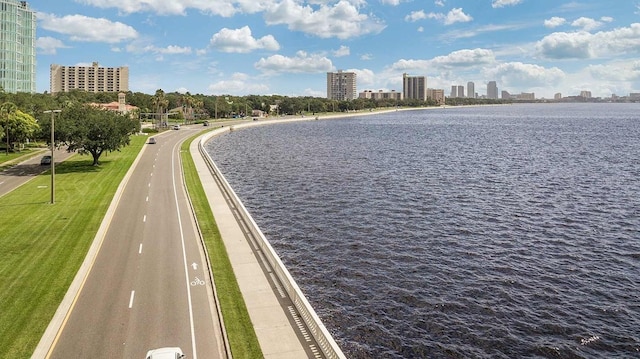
<box><xmin>44</xmin><ymin>110</ymin><xmax>61</xmax><ymax>204</ymax></box>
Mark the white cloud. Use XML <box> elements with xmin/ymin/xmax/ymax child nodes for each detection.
<box><xmin>484</xmin><ymin>62</ymin><xmax>566</xmax><ymax>87</ymax></box>
<box><xmin>571</xmin><ymin>17</ymin><xmax>604</xmax><ymax>31</ymax></box>
<box><xmin>588</xmin><ymin>61</ymin><xmax>640</xmax><ymax>82</ymax></box>
<box><xmin>210</xmin><ymin>26</ymin><xmax>280</xmax><ymax>53</ymax></box>
<box><xmin>492</xmin><ymin>0</ymin><xmax>523</xmax><ymax>8</ymax></box>
<box><xmin>38</xmin><ymin>13</ymin><xmax>138</xmax><ymax>43</ymax></box>
<box><xmin>544</xmin><ymin>17</ymin><xmax>566</xmax><ymax>28</ymax></box>
<box><xmin>254</xmin><ymin>51</ymin><xmax>333</xmax><ymax>74</ymax></box>
<box><xmin>73</xmin><ymin>0</ymin><xmax>267</xmax><ymax>17</ymax></box>
<box><xmin>360</xmin><ymin>53</ymin><xmax>373</xmax><ymax>60</ymax></box>
<box><xmin>36</xmin><ymin>36</ymin><xmax>69</xmax><ymax>55</ymax></box>
<box><xmin>537</xmin><ymin>23</ymin><xmax>640</xmax><ymax>59</ymax></box>
<box><xmin>430</xmin><ymin>48</ymin><xmax>495</xmax><ymax>68</ymax></box>
<box><xmin>418</xmin><ymin>8</ymin><xmax>473</xmax><ymax>25</ymax></box>
<box><xmin>264</xmin><ymin>0</ymin><xmax>386</xmax><ymax>39</ymax></box>
<box><xmin>333</xmin><ymin>45</ymin><xmax>350</xmax><ymax>57</ymax></box>
<box><xmin>435</xmin><ymin>0</ymin><xmax>445</xmax><ymax>7</ymax></box>
<box><xmin>208</xmin><ymin>72</ymin><xmax>270</xmax><ymax>95</ymax></box>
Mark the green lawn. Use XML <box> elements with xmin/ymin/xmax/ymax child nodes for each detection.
<box><xmin>181</xmin><ymin>131</ymin><xmax>263</xmax><ymax>359</ymax></box>
<box><xmin>0</xmin><ymin>136</ymin><xmax>146</xmax><ymax>358</ymax></box>
<box><xmin>0</xmin><ymin>147</ymin><xmax>47</xmax><ymax>170</ymax></box>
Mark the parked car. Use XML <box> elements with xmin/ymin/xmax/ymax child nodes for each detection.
<box><xmin>40</xmin><ymin>155</ymin><xmax>52</xmax><ymax>165</ymax></box>
<box><xmin>172</xmin><ymin>125</ymin><xmax>180</xmax><ymax>130</ymax></box>
<box><xmin>145</xmin><ymin>347</ymin><xmax>184</xmax><ymax>359</ymax></box>
<box><xmin>148</xmin><ymin>137</ymin><xmax>157</xmax><ymax>144</ymax></box>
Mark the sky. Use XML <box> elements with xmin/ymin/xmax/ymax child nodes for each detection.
<box><xmin>32</xmin><ymin>0</ymin><xmax>640</xmax><ymax>99</ymax></box>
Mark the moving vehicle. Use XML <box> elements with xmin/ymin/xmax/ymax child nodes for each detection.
<box><xmin>40</xmin><ymin>155</ymin><xmax>52</xmax><ymax>165</ymax></box>
<box><xmin>172</xmin><ymin>125</ymin><xmax>180</xmax><ymax>130</ymax></box>
<box><xmin>148</xmin><ymin>137</ymin><xmax>157</xmax><ymax>144</ymax></box>
<box><xmin>145</xmin><ymin>347</ymin><xmax>185</xmax><ymax>359</ymax></box>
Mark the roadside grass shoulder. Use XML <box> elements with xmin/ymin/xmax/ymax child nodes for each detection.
<box><xmin>180</xmin><ymin>132</ymin><xmax>263</xmax><ymax>359</ymax></box>
<box><xmin>0</xmin><ymin>136</ymin><xmax>146</xmax><ymax>358</ymax></box>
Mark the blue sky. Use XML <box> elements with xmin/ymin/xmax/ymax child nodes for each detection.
<box><xmin>32</xmin><ymin>0</ymin><xmax>640</xmax><ymax>98</ymax></box>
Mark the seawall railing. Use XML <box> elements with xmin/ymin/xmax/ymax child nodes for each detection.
<box><xmin>198</xmin><ymin>125</ymin><xmax>347</xmax><ymax>359</ymax></box>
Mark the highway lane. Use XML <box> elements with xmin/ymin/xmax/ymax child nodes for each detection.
<box><xmin>47</xmin><ymin>127</ymin><xmax>226</xmax><ymax>359</ymax></box>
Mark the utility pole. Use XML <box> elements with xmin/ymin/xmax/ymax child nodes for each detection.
<box><xmin>44</xmin><ymin>110</ymin><xmax>61</xmax><ymax>204</ymax></box>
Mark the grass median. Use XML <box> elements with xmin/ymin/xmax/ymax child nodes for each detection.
<box><xmin>0</xmin><ymin>135</ymin><xmax>146</xmax><ymax>358</ymax></box>
<box><xmin>180</xmin><ymin>131</ymin><xmax>263</xmax><ymax>359</ymax></box>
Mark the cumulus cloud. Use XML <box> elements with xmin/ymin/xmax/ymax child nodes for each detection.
<box><xmin>333</xmin><ymin>45</ymin><xmax>350</xmax><ymax>57</ymax></box>
<box><xmin>36</xmin><ymin>36</ymin><xmax>69</xmax><ymax>55</ymax></box>
<box><xmin>73</xmin><ymin>0</ymin><xmax>269</xmax><ymax>17</ymax></box>
<box><xmin>208</xmin><ymin>72</ymin><xmax>270</xmax><ymax>95</ymax></box>
<box><xmin>435</xmin><ymin>0</ymin><xmax>445</xmax><ymax>6</ymax></box>
<box><xmin>484</xmin><ymin>62</ymin><xmax>565</xmax><ymax>87</ymax></box>
<box><xmin>38</xmin><ymin>13</ymin><xmax>138</xmax><ymax>43</ymax></box>
<box><xmin>537</xmin><ymin>23</ymin><xmax>640</xmax><ymax>59</ymax></box>
<box><xmin>254</xmin><ymin>51</ymin><xmax>333</xmax><ymax>74</ymax></box>
<box><xmin>145</xmin><ymin>45</ymin><xmax>192</xmax><ymax>55</ymax></box>
<box><xmin>416</xmin><ymin>8</ymin><xmax>473</xmax><ymax>25</ymax></box>
<box><xmin>588</xmin><ymin>61</ymin><xmax>640</xmax><ymax>82</ymax></box>
<box><xmin>210</xmin><ymin>26</ymin><xmax>280</xmax><ymax>53</ymax></box>
<box><xmin>264</xmin><ymin>0</ymin><xmax>386</xmax><ymax>39</ymax></box>
<box><xmin>388</xmin><ymin>49</ymin><xmax>495</xmax><ymax>75</ymax></box>
<box><xmin>492</xmin><ymin>0</ymin><xmax>522</xmax><ymax>8</ymax></box>
<box><xmin>544</xmin><ymin>17</ymin><xmax>566</xmax><ymax>28</ymax></box>
<box><xmin>571</xmin><ymin>17</ymin><xmax>604</xmax><ymax>31</ymax></box>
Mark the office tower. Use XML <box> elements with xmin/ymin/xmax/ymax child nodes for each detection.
<box><xmin>50</xmin><ymin>62</ymin><xmax>129</xmax><ymax>94</ymax></box>
<box><xmin>450</xmin><ymin>85</ymin><xmax>457</xmax><ymax>98</ymax></box>
<box><xmin>467</xmin><ymin>82</ymin><xmax>475</xmax><ymax>99</ymax></box>
<box><xmin>487</xmin><ymin>81</ymin><xmax>498</xmax><ymax>99</ymax></box>
<box><xmin>327</xmin><ymin>70</ymin><xmax>357</xmax><ymax>100</ymax></box>
<box><xmin>0</xmin><ymin>0</ymin><xmax>36</xmax><ymax>93</ymax></box>
<box><xmin>402</xmin><ymin>73</ymin><xmax>427</xmax><ymax>101</ymax></box>
<box><xmin>457</xmin><ymin>85</ymin><xmax>465</xmax><ymax>98</ymax></box>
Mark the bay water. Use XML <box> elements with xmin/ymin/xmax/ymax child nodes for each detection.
<box><xmin>205</xmin><ymin>103</ymin><xmax>639</xmax><ymax>358</ymax></box>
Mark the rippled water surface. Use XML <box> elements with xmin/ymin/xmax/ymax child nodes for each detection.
<box><xmin>206</xmin><ymin>104</ymin><xmax>640</xmax><ymax>358</ymax></box>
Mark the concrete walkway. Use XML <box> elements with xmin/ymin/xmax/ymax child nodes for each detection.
<box><xmin>190</xmin><ymin>137</ymin><xmax>311</xmax><ymax>359</ymax></box>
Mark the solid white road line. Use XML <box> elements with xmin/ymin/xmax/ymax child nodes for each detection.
<box><xmin>129</xmin><ymin>291</ymin><xmax>135</xmax><ymax>309</ymax></box>
<box><xmin>171</xmin><ymin>141</ymin><xmax>198</xmax><ymax>359</ymax></box>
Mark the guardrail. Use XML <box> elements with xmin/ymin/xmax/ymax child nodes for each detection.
<box><xmin>198</xmin><ymin>127</ymin><xmax>346</xmax><ymax>359</ymax></box>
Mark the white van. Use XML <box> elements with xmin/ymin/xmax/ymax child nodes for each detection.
<box><xmin>145</xmin><ymin>347</ymin><xmax>185</xmax><ymax>359</ymax></box>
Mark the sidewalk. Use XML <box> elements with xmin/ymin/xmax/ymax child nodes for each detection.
<box><xmin>190</xmin><ymin>137</ymin><xmax>310</xmax><ymax>359</ymax></box>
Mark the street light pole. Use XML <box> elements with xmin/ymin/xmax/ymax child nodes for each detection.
<box><xmin>44</xmin><ymin>110</ymin><xmax>61</xmax><ymax>204</ymax></box>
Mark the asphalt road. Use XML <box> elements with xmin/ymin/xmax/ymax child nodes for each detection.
<box><xmin>47</xmin><ymin>127</ymin><xmax>226</xmax><ymax>359</ymax></box>
<box><xmin>0</xmin><ymin>148</ymin><xmax>73</xmax><ymax>197</ymax></box>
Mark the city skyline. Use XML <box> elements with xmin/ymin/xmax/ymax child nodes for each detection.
<box><xmin>31</xmin><ymin>1</ymin><xmax>640</xmax><ymax>98</ymax></box>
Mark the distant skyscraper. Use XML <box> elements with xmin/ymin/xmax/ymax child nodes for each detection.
<box><xmin>457</xmin><ymin>85</ymin><xmax>465</xmax><ymax>98</ymax></box>
<box><xmin>327</xmin><ymin>70</ymin><xmax>357</xmax><ymax>100</ymax></box>
<box><xmin>487</xmin><ymin>81</ymin><xmax>498</xmax><ymax>99</ymax></box>
<box><xmin>467</xmin><ymin>82</ymin><xmax>475</xmax><ymax>99</ymax></box>
<box><xmin>450</xmin><ymin>85</ymin><xmax>457</xmax><ymax>98</ymax></box>
<box><xmin>402</xmin><ymin>73</ymin><xmax>427</xmax><ymax>101</ymax></box>
<box><xmin>0</xmin><ymin>0</ymin><xmax>36</xmax><ymax>93</ymax></box>
<box><xmin>50</xmin><ymin>62</ymin><xmax>129</xmax><ymax>94</ymax></box>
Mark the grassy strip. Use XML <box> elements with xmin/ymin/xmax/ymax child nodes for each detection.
<box><xmin>180</xmin><ymin>131</ymin><xmax>263</xmax><ymax>359</ymax></box>
<box><xmin>0</xmin><ymin>136</ymin><xmax>146</xmax><ymax>358</ymax></box>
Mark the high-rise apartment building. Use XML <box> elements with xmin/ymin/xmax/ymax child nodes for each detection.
<box><xmin>487</xmin><ymin>81</ymin><xmax>498</xmax><ymax>99</ymax></box>
<box><xmin>0</xmin><ymin>0</ymin><xmax>36</xmax><ymax>93</ymax></box>
<box><xmin>457</xmin><ymin>85</ymin><xmax>465</xmax><ymax>98</ymax></box>
<box><xmin>450</xmin><ymin>85</ymin><xmax>457</xmax><ymax>98</ymax></box>
<box><xmin>50</xmin><ymin>62</ymin><xmax>129</xmax><ymax>94</ymax></box>
<box><xmin>427</xmin><ymin>88</ymin><xmax>445</xmax><ymax>105</ymax></box>
<box><xmin>403</xmin><ymin>73</ymin><xmax>427</xmax><ymax>101</ymax></box>
<box><xmin>467</xmin><ymin>82</ymin><xmax>475</xmax><ymax>99</ymax></box>
<box><xmin>326</xmin><ymin>70</ymin><xmax>357</xmax><ymax>100</ymax></box>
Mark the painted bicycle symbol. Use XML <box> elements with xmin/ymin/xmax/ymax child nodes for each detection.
<box><xmin>190</xmin><ymin>277</ymin><xmax>205</xmax><ymax>286</ymax></box>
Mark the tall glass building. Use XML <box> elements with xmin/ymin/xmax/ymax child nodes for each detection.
<box><xmin>0</xmin><ymin>0</ymin><xmax>36</xmax><ymax>93</ymax></box>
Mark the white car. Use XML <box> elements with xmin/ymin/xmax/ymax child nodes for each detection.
<box><xmin>172</xmin><ymin>124</ymin><xmax>180</xmax><ymax>130</ymax></box>
<box><xmin>145</xmin><ymin>347</ymin><xmax>185</xmax><ymax>359</ymax></box>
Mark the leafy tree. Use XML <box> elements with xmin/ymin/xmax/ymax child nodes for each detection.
<box><xmin>52</xmin><ymin>104</ymin><xmax>140</xmax><ymax>166</ymax></box>
<box><xmin>0</xmin><ymin>102</ymin><xmax>38</xmax><ymax>152</ymax></box>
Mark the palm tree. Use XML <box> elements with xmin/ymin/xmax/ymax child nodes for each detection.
<box><xmin>151</xmin><ymin>89</ymin><xmax>168</xmax><ymax>128</ymax></box>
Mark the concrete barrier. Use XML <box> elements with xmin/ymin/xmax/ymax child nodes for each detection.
<box><xmin>198</xmin><ymin>125</ymin><xmax>346</xmax><ymax>359</ymax></box>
